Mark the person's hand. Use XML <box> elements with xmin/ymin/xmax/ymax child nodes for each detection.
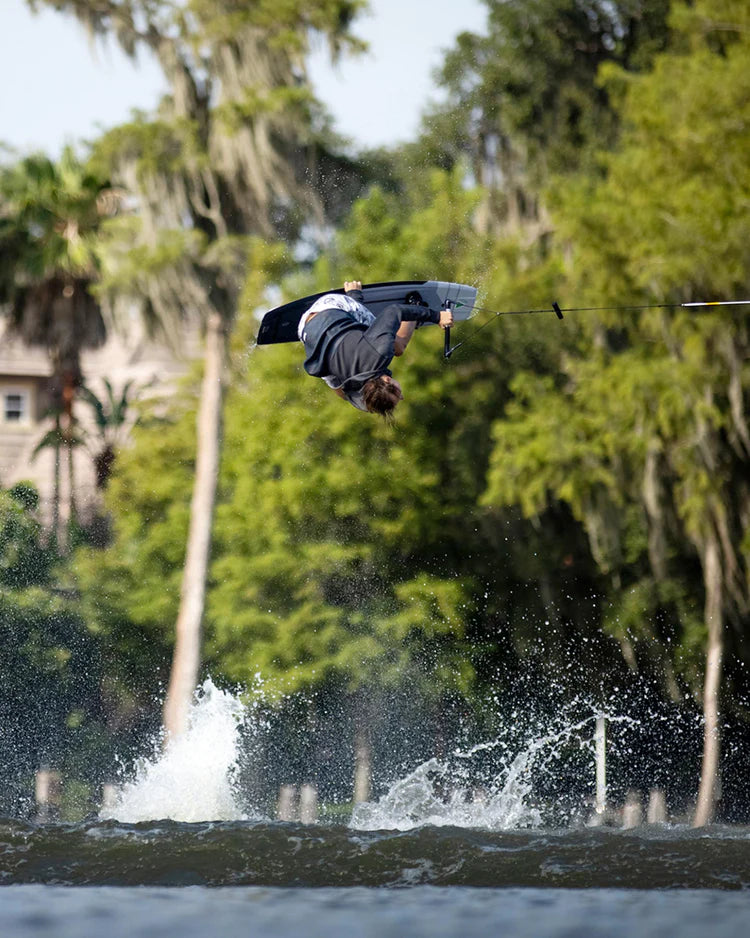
<box><xmin>344</xmin><ymin>280</ymin><xmax>362</xmax><ymax>293</ymax></box>
<box><xmin>439</xmin><ymin>308</ymin><xmax>454</xmax><ymax>329</ymax></box>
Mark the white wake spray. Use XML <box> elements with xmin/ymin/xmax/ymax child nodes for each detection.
<box><xmin>349</xmin><ymin>751</ymin><xmax>542</xmax><ymax>832</ymax></box>
<box><xmin>351</xmin><ymin>714</ymin><xmax>619</xmax><ymax>831</ymax></box>
<box><xmin>101</xmin><ymin>680</ymin><xmax>250</xmax><ymax>823</ymax></box>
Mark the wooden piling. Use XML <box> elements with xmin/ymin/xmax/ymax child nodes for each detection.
<box><xmin>594</xmin><ymin>715</ymin><xmax>607</xmax><ymax>817</ymax></box>
<box><xmin>101</xmin><ymin>783</ymin><xmax>119</xmax><ymax>811</ymax></box>
<box><xmin>622</xmin><ymin>789</ymin><xmax>643</xmax><ymax>829</ymax></box>
<box><xmin>299</xmin><ymin>784</ymin><xmax>318</xmax><ymax>824</ymax></box>
<box><xmin>277</xmin><ymin>784</ymin><xmax>298</xmax><ymax>821</ymax></box>
<box><xmin>647</xmin><ymin>788</ymin><xmax>668</xmax><ymax>824</ymax></box>
<box><xmin>35</xmin><ymin>767</ymin><xmax>62</xmax><ymax>822</ymax></box>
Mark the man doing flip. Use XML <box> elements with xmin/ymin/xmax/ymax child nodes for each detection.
<box><xmin>298</xmin><ymin>280</ymin><xmax>454</xmax><ymax>416</ymax></box>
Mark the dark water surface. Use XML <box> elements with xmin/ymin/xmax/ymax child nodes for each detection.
<box><xmin>3</xmin><ymin>820</ymin><xmax>750</xmax><ymax>938</ymax></box>
<box><xmin>2</xmin><ymin>819</ymin><xmax>750</xmax><ymax>888</ymax></box>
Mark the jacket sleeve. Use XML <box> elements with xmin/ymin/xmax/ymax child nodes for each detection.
<box><xmin>362</xmin><ymin>302</ymin><xmax>439</xmax><ymax>358</ymax></box>
<box><xmin>397</xmin><ymin>304</ymin><xmax>441</xmax><ymax>325</ymax></box>
<box><xmin>352</xmin><ymin>289</ymin><xmax>438</xmax><ymax>326</ymax></box>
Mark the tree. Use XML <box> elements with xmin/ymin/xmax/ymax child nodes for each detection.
<box><xmin>70</xmin><ymin>323</ymin><xmax>477</xmax><ymax>798</ymax></box>
<box><xmin>416</xmin><ymin>0</ymin><xmax>670</xmax><ymax>232</ymax></box>
<box><xmin>77</xmin><ymin>378</ymin><xmax>141</xmax><ymax>488</ymax></box>
<box><xmin>206</xmin><ymin>173</ymin><xmax>586</xmax><ymax>794</ymax></box>
<box><xmin>484</xmin><ymin>0</ymin><xmax>750</xmax><ymax>824</ymax></box>
<box><xmin>568</xmin><ymin>0</ymin><xmax>750</xmax><ymax>827</ymax></box>
<box><xmin>36</xmin><ymin>0</ymin><xmax>367</xmax><ymax>738</ymax></box>
<box><xmin>0</xmin><ymin>484</ymin><xmax>109</xmax><ymax>816</ymax></box>
<box><xmin>0</xmin><ymin>147</ymin><xmax>112</xmax><ymax>549</ymax></box>
<box><xmin>0</xmin><ymin>484</ymin><xmax>50</xmax><ymax>589</ymax></box>
<box><xmin>211</xmin><ymin>329</ymin><xmax>476</xmax><ymax>797</ymax></box>
<box><xmin>73</xmin><ymin>383</ymin><xmax>198</xmax><ymax>720</ymax></box>
<box><xmin>70</xmin><ymin>181</ymin><xmax>497</xmax><ymax>796</ymax></box>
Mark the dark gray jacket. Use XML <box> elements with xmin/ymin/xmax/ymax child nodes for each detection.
<box><xmin>302</xmin><ymin>291</ymin><xmax>439</xmax><ymax>398</ymax></box>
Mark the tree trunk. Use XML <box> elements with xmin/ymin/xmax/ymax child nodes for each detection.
<box><xmin>693</xmin><ymin>534</ymin><xmax>723</xmax><ymax>827</ymax></box>
<box><xmin>52</xmin><ymin>415</ymin><xmax>62</xmax><ymax>552</ymax></box>
<box><xmin>163</xmin><ymin>312</ymin><xmax>226</xmax><ymax>739</ymax></box>
<box><xmin>65</xmin><ymin>432</ymin><xmax>77</xmax><ymax>547</ymax></box>
<box><xmin>59</xmin><ymin>372</ymin><xmax>78</xmax><ymax>555</ymax></box>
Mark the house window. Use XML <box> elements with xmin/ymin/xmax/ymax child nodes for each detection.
<box><xmin>3</xmin><ymin>391</ymin><xmax>28</xmax><ymax>423</ymax></box>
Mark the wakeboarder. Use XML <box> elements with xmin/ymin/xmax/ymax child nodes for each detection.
<box><xmin>298</xmin><ymin>280</ymin><xmax>454</xmax><ymax>416</ymax></box>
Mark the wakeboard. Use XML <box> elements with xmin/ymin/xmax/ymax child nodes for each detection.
<box><xmin>256</xmin><ymin>280</ymin><xmax>477</xmax><ymax>345</ymax></box>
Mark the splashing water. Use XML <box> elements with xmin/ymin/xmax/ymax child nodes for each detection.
<box><xmin>351</xmin><ymin>714</ymin><xmax>626</xmax><ymax>831</ymax></box>
<box><xmin>100</xmin><ymin>673</ymin><xmax>637</xmax><ymax>831</ymax></box>
<box><xmin>101</xmin><ymin>680</ymin><xmax>251</xmax><ymax>823</ymax></box>
<box><xmin>350</xmin><ymin>750</ymin><xmax>542</xmax><ymax>832</ymax></box>
<box><xmin>349</xmin><ymin>756</ymin><xmax>536</xmax><ymax>831</ymax></box>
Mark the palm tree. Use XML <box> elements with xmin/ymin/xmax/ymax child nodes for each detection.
<box><xmin>0</xmin><ymin>148</ymin><xmax>113</xmax><ymax>550</ymax></box>
<box><xmin>31</xmin><ymin>416</ymin><xmax>67</xmax><ymax>539</ymax></box>
<box><xmin>37</xmin><ymin>0</ymin><xmax>366</xmax><ymax>738</ymax></box>
<box><xmin>77</xmin><ymin>378</ymin><xmax>140</xmax><ymax>488</ymax></box>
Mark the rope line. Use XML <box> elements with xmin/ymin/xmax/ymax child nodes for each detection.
<box><xmin>443</xmin><ymin>299</ymin><xmax>750</xmax><ymax>359</ymax></box>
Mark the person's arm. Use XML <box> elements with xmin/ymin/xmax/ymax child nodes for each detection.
<box><xmin>394</xmin><ymin>320</ymin><xmax>416</xmax><ymax>356</ymax></box>
<box><xmin>344</xmin><ymin>280</ymin><xmax>364</xmax><ymax>304</ymax></box>
<box><xmin>344</xmin><ymin>279</ymin><xmax>452</xmax><ymax>328</ymax></box>
<box><xmin>364</xmin><ymin>303</ymin><xmax>453</xmax><ymax>358</ymax></box>
<box><xmin>343</xmin><ymin>279</ymin><xmax>452</xmax><ymax>357</ymax></box>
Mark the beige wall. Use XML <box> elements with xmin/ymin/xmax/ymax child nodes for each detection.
<box><xmin>0</xmin><ymin>376</ymin><xmax>44</xmax><ymax>426</ymax></box>
<box><xmin>1</xmin><ymin>317</ymin><xmax>200</xmax><ymax>525</ymax></box>
<box><xmin>0</xmin><ymin>332</ymin><xmax>55</xmax><ymax>506</ymax></box>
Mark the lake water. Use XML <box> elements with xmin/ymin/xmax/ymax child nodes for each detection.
<box><xmin>3</xmin><ymin>884</ymin><xmax>750</xmax><ymax>938</ymax></box>
<box><xmin>5</xmin><ymin>685</ymin><xmax>748</xmax><ymax>936</ymax></box>
<box><xmin>2</xmin><ymin>821</ymin><xmax>750</xmax><ymax>937</ymax></box>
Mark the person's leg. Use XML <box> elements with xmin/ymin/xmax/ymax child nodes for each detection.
<box><xmin>393</xmin><ymin>320</ymin><xmax>416</xmax><ymax>356</ymax></box>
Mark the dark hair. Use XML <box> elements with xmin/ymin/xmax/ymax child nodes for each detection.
<box><xmin>362</xmin><ymin>376</ymin><xmax>400</xmax><ymax>418</ymax></box>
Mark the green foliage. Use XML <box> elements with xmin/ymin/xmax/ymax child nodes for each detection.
<box><xmin>0</xmin><ymin>146</ymin><xmax>105</xmax><ymax>281</ymax></box>
<box><xmin>590</xmin><ymin>58</ymin><xmax>750</xmax><ymax>299</ymax></box>
<box><xmin>207</xmin><ymin>331</ymin><xmax>476</xmax><ymax>699</ymax></box>
<box><xmin>58</xmin><ymin>0</ymin><xmax>379</xmax><ymax>345</ymax></box>
<box><xmin>0</xmin><ymin>485</ymin><xmax>111</xmax><ymax>812</ymax></box>
<box><xmin>484</xmin><ymin>0</ymin><xmax>750</xmax><ymax>698</ymax></box>
<box><xmin>75</xmin><ymin>384</ymin><xmax>198</xmax><ymax>640</ymax></box>
<box><xmin>551</xmin><ymin>0</ymin><xmax>750</xmax><ymax>303</ymax></box>
<box><xmin>329</xmin><ymin>185</ymin><xmax>407</xmax><ymax>279</ymax></box>
<box><xmin>76</xmin><ymin>378</ymin><xmax>144</xmax><ymax>487</ymax></box>
<box><xmin>185</xmin><ymin>0</ymin><xmax>366</xmax><ymax>54</ymax></box>
<box><xmin>311</xmin><ymin>167</ymin><xmax>488</xmax><ymax>287</ymax></box>
<box><xmin>11</xmin><ymin>0</ymin><xmax>750</xmax><ymax>809</ymax></box>
<box><xmin>77</xmin><ymin>378</ymin><xmax>136</xmax><ymax>439</ymax></box>
<box><xmin>419</xmin><ymin>0</ymin><xmax>671</xmax><ymax>223</ymax></box>
<box><xmin>0</xmin><ymin>489</ymin><xmax>50</xmax><ymax>588</ymax></box>
<box><xmin>8</xmin><ymin>481</ymin><xmax>40</xmax><ymax>512</ymax></box>
<box><xmin>0</xmin><ymin>582</ymin><xmax>111</xmax><ymax>810</ymax></box>
<box><xmin>0</xmin><ymin>146</ymin><xmax>109</xmax><ymax>373</ymax></box>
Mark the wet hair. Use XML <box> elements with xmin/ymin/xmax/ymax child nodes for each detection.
<box><xmin>362</xmin><ymin>376</ymin><xmax>400</xmax><ymax>419</ymax></box>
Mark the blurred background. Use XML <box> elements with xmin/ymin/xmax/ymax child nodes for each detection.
<box><xmin>0</xmin><ymin>0</ymin><xmax>748</xmax><ymax>831</ymax></box>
